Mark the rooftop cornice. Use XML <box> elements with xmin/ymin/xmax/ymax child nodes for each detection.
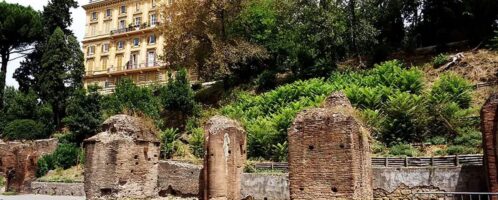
<box><xmin>82</xmin><ymin>0</ymin><xmax>129</xmax><ymax>10</ymax></box>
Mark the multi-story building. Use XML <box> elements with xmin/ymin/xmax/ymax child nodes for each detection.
<box><xmin>82</xmin><ymin>0</ymin><xmax>170</xmax><ymax>93</ymax></box>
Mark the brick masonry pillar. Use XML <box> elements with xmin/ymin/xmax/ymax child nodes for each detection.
<box><xmin>288</xmin><ymin>92</ymin><xmax>372</xmax><ymax>200</ymax></box>
<box><xmin>203</xmin><ymin>116</ymin><xmax>247</xmax><ymax>200</ymax></box>
<box><xmin>481</xmin><ymin>93</ymin><xmax>498</xmax><ymax>199</ymax></box>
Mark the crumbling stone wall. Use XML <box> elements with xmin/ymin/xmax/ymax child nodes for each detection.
<box><xmin>203</xmin><ymin>116</ymin><xmax>247</xmax><ymax>200</ymax></box>
<box><xmin>482</xmin><ymin>93</ymin><xmax>498</xmax><ymax>197</ymax></box>
<box><xmin>0</xmin><ymin>139</ymin><xmax>57</xmax><ymax>193</ymax></box>
<box><xmin>288</xmin><ymin>92</ymin><xmax>372</xmax><ymax>200</ymax></box>
<box><xmin>158</xmin><ymin>160</ymin><xmax>202</xmax><ymax>197</ymax></box>
<box><xmin>84</xmin><ymin>114</ymin><xmax>160</xmax><ymax>200</ymax></box>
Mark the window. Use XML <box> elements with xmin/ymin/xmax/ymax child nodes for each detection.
<box><xmin>92</xmin><ymin>12</ymin><xmax>97</xmax><ymax>20</ymax></box>
<box><xmin>133</xmin><ymin>38</ymin><xmax>140</xmax><ymax>47</ymax></box>
<box><xmin>147</xmin><ymin>51</ymin><xmax>156</xmax><ymax>67</ymax></box>
<box><xmin>87</xmin><ymin>59</ymin><xmax>95</xmax><ymax>71</ymax></box>
<box><xmin>119</xmin><ymin>20</ymin><xmax>126</xmax><ymax>29</ymax></box>
<box><xmin>104</xmin><ymin>21</ymin><xmax>111</xmax><ymax>33</ymax></box>
<box><xmin>129</xmin><ymin>53</ymin><xmax>138</xmax><ymax>69</ymax></box>
<box><xmin>117</xmin><ymin>55</ymin><xmax>123</xmax><ymax>70</ymax></box>
<box><xmin>135</xmin><ymin>2</ymin><xmax>141</xmax><ymax>12</ymax></box>
<box><xmin>117</xmin><ymin>41</ymin><xmax>125</xmax><ymax>50</ymax></box>
<box><xmin>148</xmin><ymin>34</ymin><xmax>156</xmax><ymax>44</ymax></box>
<box><xmin>102</xmin><ymin>43</ymin><xmax>109</xmax><ymax>53</ymax></box>
<box><xmin>150</xmin><ymin>14</ymin><xmax>158</xmax><ymax>26</ymax></box>
<box><xmin>101</xmin><ymin>57</ymin><xmax>108</xmax><ymax>70</ymax></box>
<box><xmin>120</xmin><ymin>5</ymin><xmax>126</xmax><ymax>14</ymax></box>
<box><xmin>88</xmin><ymin>46</ymin><xmax>95</xmax><ymax>56</ymax></box>
<box><xmin>106</xmin><ymin>9</ymin><xmax>112</xmax><ymax>17</ymax></box>
<box><xmin>90</xmin><ymin>24</ymin><xmax>97</xmax><ymax>36</ymax></box>
<box><xmin>134</xmin><ymin>17</ymin><xmax>142</xmax><ymax>27</ymax></box>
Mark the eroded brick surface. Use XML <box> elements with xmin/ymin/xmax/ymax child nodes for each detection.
<box><xmin>481</xmin><ymin>93</ymin><xmax>498</xmax><ymax>197</ymax></box>
<box><xmin>84</xmin><ymin>114</ymin><xmax>160</xmax><ymax>200</ymax></box>
<box><xmin>0</xmin><ymin>139</ymin><xmax>57</xmax><ymax>193</ymax></box>
<box><xmin>288</xmin><ymin>92</ymin><xmax>372</xmax><ymax>200</ymax></box>
<box><xmin>203</xmin><ymin>116</ymin><xmax>247</xmax><ymax>200</ymax></box>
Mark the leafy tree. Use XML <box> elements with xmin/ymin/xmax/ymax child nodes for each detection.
<box><xmin>3</xmin><ymin>119</ymin><xmax>47</xmax><ymax>140</ymax></box>
<box><xmin>42</xmin><ymin>0</ymin><xmax>79</xmax><ymax>35</ymax></box>
<box><xmin>62</xmin><ymin>86</ymin><xmax>103</xmax><ymax>144</ymax></box>
<box><xmin>0</xmin><ymin>87</ymin><xmax>54</xmax><ymax>138</ymax></box>
<box><xmin>38</xmin><ymin>27</ymin><xmax>84</xmax><ymax>128</ymax></box>
<box><xmin>160</xmin><ymin>69</ymin><xmax>199</xmax><ymax>115</ymax></box>
<box><xmin>0</xmin><ymin>2</ymin><xmax>42</xmax><ymax>108</ymax></box>
<box><xmin>15</xmin><ymin>0</ymin><xmax>81</xmax><ymax>93</ymax></box>
<box><xmin>102</xmin><ymin>78</ymin><xmax>161</xmax><ymax>119</ymax></box>
<box><xmin>161</xmin><ymin>0</ymin><xmax>267</xmax><ymax>81</ymax></box>
<box><xmin>158</xmin><ymin>69</ymin><xmax>200</xmax><ymax>129</ymax></box>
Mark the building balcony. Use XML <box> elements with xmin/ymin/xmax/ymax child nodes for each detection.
<box><xmin>110</xmin><ymin>22</ymin><xmax>161</xmax><ymax>36</ymax></box>
<box><xmin>85</xmin><ymin>62</ymin><xmax>165</xmax><ymax>79</ymax></box>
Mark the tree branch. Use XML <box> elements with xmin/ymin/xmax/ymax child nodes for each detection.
<box><xmin>10</xmin><ymin>48</ymin><xmax>35</xmax><ymax>55</ymax></box>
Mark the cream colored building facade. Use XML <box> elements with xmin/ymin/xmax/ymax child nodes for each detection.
<box><xmin>82</xmin><ymin>0</ymin><xmax>169</xmax><ymax>93</ymax></box>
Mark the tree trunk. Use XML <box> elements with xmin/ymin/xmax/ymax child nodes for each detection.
<box><xmin>0</xmin><ymin>51</ymin><xmax>9</xmax><ymax>110</ymax></box>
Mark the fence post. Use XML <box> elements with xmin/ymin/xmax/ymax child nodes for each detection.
<box><xmin>385</xmin><ymin>157</ymin><xmax>389</xmax><ymax>167</ymax></box>
<box><xmin>455</xmin><ymin>155</ymin><xmax>459</xmax><ymax>166</ymax></box>
<box><xmin>405</xmin><ymin>157</ymin><xmax>408</xmax><ymax>167</ymax></box>
<box><xmin>431</xmin><ymin>156</ymin><xmax>434</xmax><ymax>166</ymax></box>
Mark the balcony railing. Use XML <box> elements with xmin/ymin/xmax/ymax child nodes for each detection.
<box><xmin>110</xmin><ymin>22</ymin><xmax>161</xmax><ymax>35</ymax></box>
<box><xmin>86</xmin><ymin>62</ymin><xmax>162</xmax><ymax>76</ymax></box>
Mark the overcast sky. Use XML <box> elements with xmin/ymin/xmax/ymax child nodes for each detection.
<box><xmin>5</xmin><ymin>0</ymin><xmax>87</xmax><ymax>88</ymax></box>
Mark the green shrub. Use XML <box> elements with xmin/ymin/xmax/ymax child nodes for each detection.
<box><xmin>36</xmin><ymin>154</ymin><xmax>55</xmax><ymax>177</ymax></box>
<box><xmin>159</xmin><ymin>69</ymin><xmax>200</xmax><ymax>116</ymax></box>
<box><xmin>3</xmin><ymin>119</ymin><xmax>47</xmax><ymax>140</ymax></box>
<box><xmin>256</xmin><ymin>70</ymin><xmax>277</xmax><ymax>91</ymax></box>
<box><xmin>430</xmin><ymin>73</ymin><xmax>473</xmax><ymax>109</ymax></box>
<box><xmin>189</xmin><ymin>128</ymin><xmax>204</xmax><ymax>158</ymax></box>
<box><xmin>272</xmin><ymin>141</ymin><xmax>288</xmax><ymax>162</ymax></box>
<box><xmin>369</xmin><ymin>60</ymin><xmax>424</xmax><ymax>94</ymax></box>
<box><xmin>0</xmin><ymin>175</ymin><xmax>5</xmax><ymax>187</ymax></box>
<box><xmin>102</xmin><ymin>78</ymin><xmax>161</xmax><ymax>119</ymax></box>
<box><xmin>52</xmin><ymin>144</ymin><xmax>81</xmax><ymax>169</ymax></box>
<box><xmin>433</xmin><ymin>54</ymin><xmax>449</xmax><ymax>67</ymax></box>
<box><xmin>388</xmin><ymin>144</ymin><xmax>419</xmax><ymax>157</ymax></box>
<box><xmin>381</xmin><ymin>92</ymin><xmax>429</xmax><ymax>145</ymax></box>
<box><xmin>36</xmin><ymin>144</ymin><xmax>82</xmax><ymax>177</ymax></box>
<box><xmin>454</xmin><ymin>128</ymin><xmax>482</xmax><ymax>149</ymax></box>
<box><xmin>446</xmin><ymin>145</ymin><xmax>479</xmax><ymax>155</ymax></box>
<box><xmin>160</xmin><ymin>128</ymin><xmax>179</xmax><ymax>159</ymax></box>
<box><xmin>428</xmin><ymin>136</ymin><xmax>447</xmax><ymax>145</ymax></box>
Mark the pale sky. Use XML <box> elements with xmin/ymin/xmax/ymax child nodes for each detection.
<box><xmin>5</xmin><ymin>0</ymin><xmax>87</xmax><ymax>88</ymax></box>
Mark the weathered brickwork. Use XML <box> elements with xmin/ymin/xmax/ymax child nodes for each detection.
<box><xmin>84</xmin><ymin>114</ymin><xmax>160</xmax><ymax>200</ymax></box>
<box><xmin>0</xmin><ymin>139</ymin><xmax>58</xmax><ymax>193</ymax></box>
<box><xmin>481</xmin><ymin>93</ymin><xmax>498</xmax><ymax>197</ymax></box>
<box><xmin>288</xmin><ymin>92</ymin><xmax>372</xmax><ymax>200</ymax></box>
<box><xmin>203</xmin><ymin>116</ymin><xmax>247</xmax><ymax>200</ymax></box>
<box><xmin>374</xmin><ymin>184</ymin><xmax>444</xmax><ymax>200</ymax></box>
<box><xmin>158</xmin><ymin>160</ymin><xmax>202</xmax><ymax>197</ymax></box>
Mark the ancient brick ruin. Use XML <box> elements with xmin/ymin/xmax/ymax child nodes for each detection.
<box><xmin>0</xmin><ymin>139</ymin><xmax>58</xmax><ymax>193</ymax></box>
<box><xmin>203</xmin><ymin>115</ymin><xmax>247</xmax><ymax>200</ymax></box>
<box><xmin>481</xmin><ymin>93</ymin><xmax>498</xmax><ymax>197</ymax></box>
<box><xmin>84</xmin><ymin>114</ymin><xmax>160</xmax><ymax>200</ymax></box>
<box><xmin>288</xmin><ymin>92</ymin><xmax>373</xmax><ymax>200</ymax></box>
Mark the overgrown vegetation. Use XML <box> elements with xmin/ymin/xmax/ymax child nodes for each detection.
<box><xmin>221</xmin><ymin>60</ymin><xmax>480</xmax><ymax>160</ymax></box>
<box><xmin>36</xmin><ymin>143</ymin><xmax>83</xmax><ymax>177</ymax></box>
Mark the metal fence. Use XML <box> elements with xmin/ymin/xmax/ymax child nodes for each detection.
<box><xmin>412</xmin><ymin>192</ymin><xmax>498</xmax><ymax>200</ymax></box>
<box><xmin>253</xmin><ymin>154</ymin><xmax>483</xmax><ymax>171</ymax></box>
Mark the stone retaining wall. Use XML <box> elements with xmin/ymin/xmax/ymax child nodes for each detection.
<box><xmin>31</xmin><ymin>182</ymin><xmax>85</xmax><ymax>196</ymax></box>
<box><xmin>31</xmin><ymin>162</ymin><xmax>486</xmax><ymax>199</ymax></box>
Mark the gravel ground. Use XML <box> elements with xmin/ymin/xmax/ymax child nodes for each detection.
<box><xmin>0</xmin><ymin>195</ymin><xmax>84</xmax><ymax>200</ymax></box>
